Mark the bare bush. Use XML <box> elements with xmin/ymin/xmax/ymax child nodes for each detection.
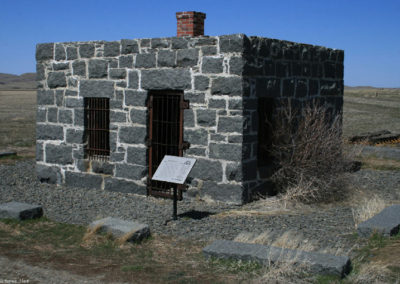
<box><xmin>266</xmin><ymin>100</ymin><xmax>350</xmax><ymax>203</ymax></box>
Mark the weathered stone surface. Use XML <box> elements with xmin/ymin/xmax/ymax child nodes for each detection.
<box><xmin>121</xmin><ymin>39</ymin><xmax>139</xmax><ymax>54</ymax></box>
<box><xmin>65</xmin><ymin>97</ymin><xmax>83</xmax><ymax>108</ymax></box>
<box><xmin>48</xmin><ymin>72</ymin><xmax>67</xmax><ymax>88</ymax></box>
<box><xmin>202</xmin><ymin>57</ymin><xmax>223</xmax><ymax>73</ymax></box>
<box><xmin>219</xmin><ymin>34</ymin><xmax>244</xmax><ymax>53</ymax></box>
<box><xmin>115</xmin><ymin>164</ymin><xmax>146</xmax><ymax>180</ymax></box>
<box><xmin>36</xmin><ymin>124</ymin><xmax>64</xmax><ymax>140</ymax></box>
<box><xmin>79</xmin><ymin>43</ymin><xmax>95</xmax><ymax>58</ymax></box>
<box><xmin>194</xmin><ymin>75</ymin><xmax>210</xmax><ymax>91</ymax></box>
<box><xmin>0</xmin><ymin>202</ymin><xmax>43</xmax><ymax>220</ymax></box>
<box><xmin>357</xmin><ymin>205</ymin><xmax>400</xmax><ymax>238</ymax></box>
<box><xmin>65</xmin><ymin>171</ymin><xmax>103</xmax><ymax>189</ymax></box>
<box><xmin>184</xmin><ymin>92</ymin><xmax>205</xmax><ymax>104</ymax></box>
<box><xmin>171</xmin><ymin>37</ymin><xmax>188</xmax><ymax>49</ymax></box>
<box><xmin>104</xmin><ymin>41</ymin><xmax>120</xmax><ymax>57</ymax></box>
<box><xmin>66</xmin><ymin>46</ymin><xmax>78</xmax><ymax>60</ymax></box>
<box><xmin>184</xmin><ymin>109</ymin><xmax>195</xmax><ymax>127</ymax></box>
<box><xmin>118</xmin><ymin>55</ymin><xmax>133</xmax><ymax>68</ymax></box>
<box><xmin>104</xmin><ymin>178</ymin><xmax>146</xmax><ymax>194</ymax></box>
<box><xmin>196</xmin><ymin>109</ymin><xmax>216</xmax><ymax>127</ymax></box>
<box><xmin>36</xmin><ymin>63</ymin><xmax>45</xmax><ymax>81</ymax></box>
<box><xmin>201</xmin><ymin>181</ymin><xmax>244</xmax><ymax>205</ymax></box>
<box><xmin>135</xmin><ymin>53</ymin><xmax>156</xmax><ymax>68</ymax></box>
<box><xmin>129</xmin><ymin>109</ymin><xmax>147</xmax><ymax>125</ymax></box>
<box><xmin>202</xmin><ymin>46</ymin><xmax>217</xmax><ymax>56</ymax></box>
<box><xmin>209</xmin><ymin>143</ymin><xmax>242</xmax><ymax>161</ymax></box>
<box><xmin>119</xmin><ymin>126</ymin><xmax>146</xmax><ymax>144</ymax></box>
<box><xmin>54</xmin><ymin>44</ymin><xmax>66</xmax><ymax>61</ymax></box>
<box><xmin>110</xmin><ymin>152</ymin><xmax>125</xmax><ymax>162</ymax></box>
<box><xmin>66</xmin><ymin>129</ymin><xmax>84</xmax><ymax>144</ymax></box>
<box><xmin>74</xmin><ymin>108</ymin><xmax>84</xmax><ymax>126</ymax></box>
<box><xmin>45</xmin><ymin>144</ymin><xmax>73</xmax><ymax>165</ymax></box>
<box><xmin>218</xmin><ymin>116</ymin><xmax>243</xmax><ymax>133</ymax></box>
<box><xmin>190</xmin><ymin>158</ymin><xmax>222</xmax><ymax>182</ymax></box>
<box><xmin>36</xmin><ymin>164</ymin><xmax>61</xmax><ymax>184</ymax></box>
<box><xmin>37</xmin><ymin>90</ymin><xmax>54</xmax><ymax>105</ymax></box>
<box><xmin>229</xmin><ymin>57</ymin><xmax>243</xmax><ymax>75</ymax></box>
<box><xmin>211</xmin><ymin>77</ymin><xmax>242</xmax><ymax>96</ymax></box>
<box><xmin>53</xmin><ymin>62</ymin><xmax>69</xmax><ymax>71</ymax></box>
<box><xmin>157</xmin><ymin>50</ymin><xmax>176</xmax><ymax>67</ymax></box>
<box><xmin>177</xmin><ymin>49</ymin><xmax>199</xmax><ymax>67</ymax></box>
<box><xmin>47</xmin><ymin>108</ymin><xmax>57</xmax><ymax>123</ymax></box>
<box><xmin>91</xmin><ymin>161</ymin><xmax>114</xmax><ymax>175</ymax></box>
<box><xmin>72</xmin><ymin>60</ymin><xmax>86</xmax><ymax>76</ymax></box>
<box><xmin>89</xmin><ymin>59</ymin><xmax>108</xmax><ymax>79</ymax></box>
<box><xmin>110</xmin><ymin>111</ymin><xmax>127</xmax><ymax>123</ymax></box>
<box><xmin>80</xmin><ymin>80</ymin><xmax>114</xmax><ymax>98</ymax></box>
<box><xmin>151</xmin><ymin>38</ymin><xmax>170</xmax><ymax>49</ymax></box>
<box><xmin>203</xmin><ymin>240</ymin><xmax>351</xmax><ymax>277</ymax></box>
<box><xmin>296</xmin><ymin>79</ymin><xmax>308</xmax><ymax>98</ymax></box>
<box><xmin>209</xmin><ymin>98</ymin><xmax>226</xmax><ymax>109</ymax></box>
<box><xmin>127</xmin><ymin>146</ymin><xmax>147</xmax><ymax>166</ymax></box>
<box><xmin>226</xmin><ymin>162</ymin><xmax>242</xmax><ymax>182</ymax></box>
<box><xmin>185</xmin><ymin>128</ymin><xmax>208</xmax><ymax>146</ymax></box>
<box><xmin>89</xmin><ymin>217</ymin><xmax>150</xmax><ymax>242</ymax></box>
<box><xmin>128</xmin><ymin>71</ymin><xmax>139</xmax><ymax>89</ymax></box>
<box><xmin>125</xmin><ymin>90</ymin><xmax>147</xmax><ymax>107</ymax></box>
<box><xmin>109</xmin><ymin>68</ymin><xmax>126</xmax><ymax>79</ymax></box>
<box><xmin>141</xmin><ymin>69</ymin><xmax>191</xmax><ymax>90</ymax></box>
<box><xmin>36</xmin><ymin>43</ymin><xmax>54</xmax><ymax>61</ymax></box>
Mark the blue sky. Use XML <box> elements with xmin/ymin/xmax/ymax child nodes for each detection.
<box><xmin>1</xmin><ymin>0</ymin><xmax>399</xmax><ymax>87</ymax></box>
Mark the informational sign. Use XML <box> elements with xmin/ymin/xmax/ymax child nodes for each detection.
<box><xmin>152</xmin><ymin>155</ymin><xmax>196</xmax><ymax>184</ymax></box>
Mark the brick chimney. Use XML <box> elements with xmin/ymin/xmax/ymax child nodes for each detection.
<box><xmin>176</xmin><ymin>11</ymin><xmax>206</xmax><ymax>37</ymax></box>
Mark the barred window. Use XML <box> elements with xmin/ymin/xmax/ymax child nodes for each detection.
<box><xmin>84</xmin><ymin>98</ymin><xmax>110</xmax><ymax>159</ymax></box>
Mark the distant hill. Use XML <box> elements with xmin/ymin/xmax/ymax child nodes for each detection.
<box><xmin>0</xmin><ymin>72</ymin><xmax>36</xmax><ymax>90</ymax></box>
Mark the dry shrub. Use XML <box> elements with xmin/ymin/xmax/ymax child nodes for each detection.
<box><xmin>266</xmin><ymin>100</ymin><xmax>350</xmax><ymax>203</ymax></box>
<box><xmin>352</xmin><ymin>195</ymin><xmax>387</xmax><ymax>226</ymax></box>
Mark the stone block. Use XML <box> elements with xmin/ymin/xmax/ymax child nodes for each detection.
<box><xmin>36</xmin><ymin>43</ymin><xmax>54</xmax><ymax>61</ymax></box>
<box><xmin>110</xmin><ymin>111</ymin><xmax>127</xmax><ymax>123</ymax></box>
<box><xmin>109</xmin><ymin>68</ymin><xmax>126</xmax><ymax>79</ymax></box>
<box><xmin>47</xmin><ymin>72</ymin><xmax>67</xmax><ymax>88</ymax></box>
<box><xmin>91</xmin><ymin>161</ymin><xmax>114</xmax><ymax>175</ymax></box>
<box><xmin>0</xmin><ymin>202</ymin><xmax>43</xmax><ymax>220</ymax></box>
<box><xmin>104</xmin><ymin>41</ymin><xmax>120</xmax><ymax>57</ymax></box>
<box><xmin>185</xmin><ymin>92</ymin><xmax>205</xmax><ymax>104</ymax></box>
<box><xmin>229</xmin><ymin>57</ymin><xmax>243</xmax><ymax>75</ymax></box>
<box><xmin>65</xmin><ymin>97</ymin><xmax>83</xmax><ymax>108</ymax></box>
<box><xmin>79</xmin><ymin>43</ymin><xmax>95</xmax><ymax>58</ymax></box>
<box><xmin>89</xmin><ymin>59</ymin><xmax>108</xmax><ymax>79</ymax></box>
<box><xmin>54</xmin><ymin>44</ymin><xmax>66</xmax><ymax>61</ymax></box>
<box><xmin>111</xmin><ymin>152</ymin><xmax>125</xmax><ymax>162</ymax></box>
<box><xmin>65</xmin><ymin>171</ymin><xmax>103</xmax><ymax>189</ymax></box>
<box><xmin>53</xmin><ymin>62</ymin><xmax>69</xmax><ymax>70</ymax></box>
<box><xmin>129</xmin><ymin>109</ymin><xmax>147</xmax><ymax>125</ymax></box>
<box><xmin>296</xmin><ymin>79</ymin><xmax>308</xmax><ymax>98</ymax></box>
<box><xmin>141</xmin><ymin>69</ymin><xmax>191</xmax><ymax>90</ymax></box>
<box><xmin>194</xmin><ymin>75</ymin><xmax>210</xmax><ymax>91</ymax></box>
<box><xmin>36</xmin><ymin>63</ymin><xmax>45</xmax><ymax>81</ymax></box>
<box><xmin>47</xmin><ymin>107</ymin><xmax>58</xmax><ymax>123</ymax></box>
<box><xmin>66</xmin><ymin>129</ymin><xmax>84</xmax><ymax>144</ymax></box>
<box><xmin>104</xmin><ymin>178</ymin><xmax>146</xmax><ymax>194</ymax></box>
<box><xmin>125</xmin><ymin>90</ymin><xmax>147</xmax><ymax>107</ymax></box>
<box><xmin>121</xmin><ymin>39</ymin><xmax>139</xmax><ymax>54</ymax></box>
<box><xmin>185</xmin><ymin>147</ymin><xmax>206</xmax><ymax>157</ymax></box>
<box><xmin>219</xmin><ymin>34</ymin><xmax>244</xmax><ymax>53</ymax></box>
<box><xmin>228</xmin><ymin>99</ymin><xmax>242</xmax><ymax>110</ymax></box>
<box><xmin>211</xmin><ymin>77</ymin><xmax>242</xmax><ymax>96</ymax></box>
<box><xmin>36</xmin><ymin>164</ymin><xmax>61</xmax><ymax>184</ymax></box>
<box><xmin>36</xmin><ymin>124</ymin><xmax>64</xmax><ymax>140</ymax></box>
<box><xmin>226</xmin><ymin>162</ymin><xmax>242</xmax><ymax>182</ymax></box>
<box><xmin>36</xmin><ymin>108</ymin><xmax>46</xmax><ymax>122</ymax></box>
<box><xmin>66</xmin><ymin>46</ymin><xmax>78</xmax><ymax>60</ymax></box>
<box><xmin>126</xmin><ymin>146</ymin><xmax>147</xmax><ymax>166</ymax></box>
<box><xmin>36</xmin><ymin>142</ymin><xmax>43</xmax><ymax>161</ymax></box>
<box><xmin>357</xmin><ymin>205</ymin><xmax>400</xmax><ymax>238</ymax></box>
<box><xmin>200</xmin><ymin>181</ymin><xmax>244</xmax><ymax>205</ymax></box>
<box><xmin>185</xmin><ymin>128</ymin><xmax>208</xmax><ymax>146</ymax></box>
<box><xmin>140</xmin><ymin>39</ymin><xmax>150</xmax><ymax>47</ymax></box>
<box><xmin>209</xmin><ymin>143</ymin><xmax>242</xmax><ymax>161</ymax></box>
<box><xmin>128</xmin><ymin>70</ymin><xmax>139</xmax><ymax>89</ymax></box>
<box><xmin>218</xmin><ymin>116</ymin><xmax>243</xmax><ymax>133</ymax></box>
<box><xmin>151</xmin><ymin>38</ymin><xmax>170</xmax><ymax>49</ymax></box>
<box><xmin>89</xmin><ymin>217</ymin><xmax>150</xmax><ymax>242</ymax></box>
<box><xmin>189</xmin><ymin>158</ymin><xmax>222</xmax><ymax>182</ymax></box>
<box><xmin>115</xmin><ymin>164</ymin><xmax>147</xmax><ymax>180</ymax></box>
<box><xmin>80</xmin><ymin>80</ymin><xmax>114</xmax><ymax>98</ymax></box>
<box><xmin>196</xmin><ymin>109</ymin><xmax>216</xmax><ymax>127</ymax></box>
<box><xmin>172</xmin><ymin>37</ymin><xmax>188</xmax><ymax>49</ymax></box>
<box><xmin>203</xmin><ymin>240</ymin><xmax>351</xmax><ymax>278</ymax></box>
<box><xmin>202</xmin><ymin>57</ymin><xmax>223</xmax><ymax>73</ymax></box>
<box><xmin>45</xmin><ymin>144</ymin><xmax>73</xmax><ymax>165</ymax></box>
<box><xmin>184</xmin><ymin>109</ymin><xmax>195</xmax><ymax>127</ymax></box>
<box><xmin>209</xmin><ymin>99</ymin><xmax>226</xmax><ymax>109</ymax></box>
<box><xmin>157</xmin><ymin>50</ymin><xmax>176</xmax><ymax>67</ymax></box>
<box><xmin>37</xmin><ymin>90</ymin><xmax>54</xmax><ymax>105</ymax></box>
<box><xmin>74</xmin><ymin>108</ymin><xmax>84</xmax><ymax>126</ymax></box>
<box><xmin>210</xmin><ymin>133</ymin><xmax>226</xmax><ymax>142</ymax></box>
<box><xmin>72</xmin><ymin>60</ymin><xmax>86</xmax><ymax>76</ymax></box>
<box><xmin>119</xmin><ymin>55</ymin><xmax>133</xmax><ymax>68</ymax></box>
<box><xmin>177</xmin><ymin>49</ymin><xmax>199</xmax><ymax>67</ymax></box>
<box><xmin>135</xmin><ymin>53</ymin><xmax>156</xmax><ymax>68</ymax></box>
<box><xmin>119</xmin><ymin>126</ymin><xmax>147</xmax><ymax>144</ymax></box>
<box><xmin>202</xmin><ymin>46</ymin><xmax>217</xmax><ymax>56</ymax></box>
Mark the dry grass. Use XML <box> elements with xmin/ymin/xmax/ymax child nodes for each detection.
<box><xmin>346</xmin><ymin>262</ymin><xmax>397</xmax><ymax>284</ymax></box>
<box><xmin>81</xmin><ymin>223</ymin><xmax>107</xmax><ymax>248</ymax></box>
<box><xmin>352</xmin><ymin>195</ymin><xmax>387</xmax><ymax>227</ymax></box>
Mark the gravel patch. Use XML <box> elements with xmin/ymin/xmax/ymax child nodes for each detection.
<box><xmin>1</xmin><ymin>159</ymin><xmax>400</xmax><ymax>256</ymax></box>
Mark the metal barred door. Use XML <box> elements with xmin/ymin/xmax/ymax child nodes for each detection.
<box><xmin>147</xmin><ymin>91</ymin><xmax>189</xmax><ymax>199</ymax></box>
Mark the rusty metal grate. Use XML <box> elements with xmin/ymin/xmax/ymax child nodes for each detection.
<box><xmin>147</xmin><ymin>91</ymin><xmax>189</xmax><ymax>199</ymax></box>
<box><xmin>84</xmin><ymin>97</ymin><xmax>110</xmax><ymax>160</ymax></box>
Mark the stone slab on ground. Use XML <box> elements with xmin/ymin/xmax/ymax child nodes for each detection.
<box><xmin>89</xmin><ymin>217</ymin><xmax>150</xmax><ymax>242</ymax></box>
<box><xmin>0</xmin><ymin>151</ymin><xmax>17</xmax><ymax>158</ymax></box>
<box><xmin>0</xmin><ymin>201</ymin><xmax>43</xmax><ymax>220</ymax></box>
<box><xmin>357</xmin><ymin>205</ymin><xmax>400</xmax><ymax>238</ymax></box>
<box><xmin>203</xmin><ymin>240</ymin><xmax>351</xmax><ymax>278</ymax></box>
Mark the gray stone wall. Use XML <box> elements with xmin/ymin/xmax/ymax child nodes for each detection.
<box><xmin>36</xmin><ymin>33</ymin><xmax>344</xmax><ymax>205</ymax></box>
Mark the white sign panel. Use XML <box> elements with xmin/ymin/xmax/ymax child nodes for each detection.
<box><xmin>152</xmin><ymin>155</ymin><xmax>196</xmax><ymax>184</ymax></box>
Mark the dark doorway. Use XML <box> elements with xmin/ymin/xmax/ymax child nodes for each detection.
<box><xmin>147</xmin><ymin>91</ymin><xmax>189</xmax><ymax>199</ymax></box>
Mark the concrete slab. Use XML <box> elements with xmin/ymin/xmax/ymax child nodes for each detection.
<box><xmin>89</xmin><ymin>217</ymin><xmax>150</xmax><ymax>243</ymax></box>
<box><xmin>0</xmin><ymin>202</ymin><xmax>43</xmax><ymax>220</ymax></box>
<box><xmin>357</xmin><ymin>204</ymin><xmax>400</xmax><ymax>238</ymax></box>
<box><xmin>203</xmin><ymin>240</ymin><xmax>351</xmax><ymax>277</ymax></box>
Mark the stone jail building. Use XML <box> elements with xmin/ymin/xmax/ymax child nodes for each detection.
<box><xmin>36</xmin><ymin>11</ymin><xmax>344</xmax><ymax>205</ymax></box>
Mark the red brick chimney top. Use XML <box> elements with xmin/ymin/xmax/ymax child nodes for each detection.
<box><xmin>176</xmin><ymin>11</ymin><xmax>206</xmax><ymax>37</ymax></box>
